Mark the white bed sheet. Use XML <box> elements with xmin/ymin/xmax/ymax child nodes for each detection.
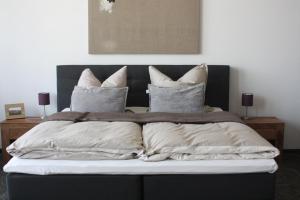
<box><xmin>4</xmin><ymin>157</ymin><xmax>278</xmax><ymax>175</ymax></box>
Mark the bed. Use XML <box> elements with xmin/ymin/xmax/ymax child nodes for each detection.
<box><xmin>5</xmin><ymin>65</ymin><xmax>277</xmax><ymax>200</ymax></box>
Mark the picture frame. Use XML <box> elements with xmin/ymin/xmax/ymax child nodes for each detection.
<box><xmin>5</xmin><ymin>103</ymin><xmax>26</xmax><ymax>120</ymax></box>
<box><xmin>89</xmin><ymin>0</ymin><xmax>200</xmax><ymax>54</ymax></box>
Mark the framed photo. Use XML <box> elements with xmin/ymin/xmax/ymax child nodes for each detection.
<box><xmin>5</xmin><ymin>103</ymin><xmax>25</xmax><ymax>120</ymax></box>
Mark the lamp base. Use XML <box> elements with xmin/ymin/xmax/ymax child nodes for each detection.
<box><xmin>41</xmin><ymin>115</ymin><xmax>48</xmax><ymax>120</ymax></box>
<box><xmin>242</xmin><ymin>116</ymin><xmax>250</xmax><ymax>120</ymax></box>
<box><xmin>41</xmin><ymin>105</ymin><xmax>47</xmax><ymax>120</ymax></box>
<box><xmin>243</xmin><ymin>106</ymin><xmax>250</xmax><ymax>120</ymax></box>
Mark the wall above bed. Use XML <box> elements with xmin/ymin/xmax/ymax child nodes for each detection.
<box><xmin>0</xmin><ymin>0</ymin><xmax>299</xmax><ymax>149</ymax></box>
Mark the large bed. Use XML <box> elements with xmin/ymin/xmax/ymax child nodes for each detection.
<box><xmin>4</xmin><ymin>65</ymin><xmax>277</xmax><ymax>200</ymax></box>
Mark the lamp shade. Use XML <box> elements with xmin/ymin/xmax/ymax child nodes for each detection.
<box><xmin>38</xmin><ymin>93</ymin><xmax>50</xmax><ymax>106</ymax></box>
<box><xmin>242</xmin><ymin>93</ymin><xmax>253</xmax><ymax>107</ymax></box>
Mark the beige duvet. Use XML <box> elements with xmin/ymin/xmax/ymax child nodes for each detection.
<box><xmin>142</xmin><ymin>122</ymin><xmax>280</xmax><ymax>161</ymax></box>
<box><xmin>7</xmin><ymin>112</ymin><xmax>279</xmax><ymax>161</ymax></box>
<box><xmin>7</xmin><ymin>121</ymin><xmax>143</xmax><ymax>160</ymax></box>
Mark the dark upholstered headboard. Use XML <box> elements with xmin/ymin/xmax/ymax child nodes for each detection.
<box><xmin>57</xmin><ymin>65</ymin><xmax>230</xmax><ymax>112</ymax></box>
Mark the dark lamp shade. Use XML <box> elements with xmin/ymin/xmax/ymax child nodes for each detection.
<box><xmin>242</xmin><ymin>93</ymin><xmax>253</xmax><ymax>107</ymax></box>
<box><xmin>38</xmin><ymin>93</ymin><xmax>50</xmax><ymax>106</ymax></box>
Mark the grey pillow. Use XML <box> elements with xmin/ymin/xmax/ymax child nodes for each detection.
<box><xmin>71</xmin><ymin>86</ymin><xmax>128</xmax><ymax>112</ymax></box>
<box><xmin>149</xmin><ymin>84</ymin><xmax>205</xmax><ymax>113</ymax></box>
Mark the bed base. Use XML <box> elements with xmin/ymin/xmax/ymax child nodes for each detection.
<box><xmin>7</xmin><ymin>173</ymin><xmax>276</xmax><ymax>200</ymax></box>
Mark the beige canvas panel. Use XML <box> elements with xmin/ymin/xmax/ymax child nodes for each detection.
<box><xmin>89</xmin><ymin>0</ymin><xmax>200</xmax><ymax>54</ymax></box>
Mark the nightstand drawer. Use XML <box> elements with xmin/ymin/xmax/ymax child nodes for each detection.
<box><xmin>254</xmin><ymin>129</ymin><xmax>278</xmax><ymax>140</ymax></box>
<box><xmin>248</xmin><ymin>124</ymin><xmax>282</xmax><ymax>130</ymax></box>
<box><xmin>9</xmin><ymin>128</ymin><xmax>31</xmax><ymax>139</ymax></box>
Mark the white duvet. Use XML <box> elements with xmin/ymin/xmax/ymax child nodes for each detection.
<box><xmin>142</xmin><ymin>122</ymin><xmax>280</xmax><ymax>161</ymax></box>
<box><xmin>7</xmin><ymin>121</ymin><xmax>143</xmax><ymax>160</ymax></box>
<box><xmin>7</xmin><ymin>120</ymin><xmax>279</xmax><ymax>162</ymax></box>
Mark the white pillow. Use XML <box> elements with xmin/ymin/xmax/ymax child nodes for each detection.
<box><xmin>77</xmin><ymin>68</ymin><xmax>101</xmax><ymax>89</ymax></box>
<box><xmin>126</xmin><ymin>107</ymin><xmax>149</xmax><ymax>113</ymax></box>
<box><xmin>77</xmin><ymin>66</ymin><xmax>127</xmax><ymax>88</ymax></box>
<box><xmin>102</xmin><ymin>66</ymin><xmax>127</xmax><ymax>87</ymax></box>
<box><xmin>149</xmin><ymin>64</ymin><xmax>208</xmax><ymax>87</ymax></box>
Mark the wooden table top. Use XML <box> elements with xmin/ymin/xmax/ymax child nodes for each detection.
<box><xmin>1</xmin><ymin>117</ymin><xmax>42</xmax><ymax>124</ymax></box>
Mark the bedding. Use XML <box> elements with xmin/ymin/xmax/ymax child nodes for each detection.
<box><xmin>78</xmin><ymin>66</ymin><xmax>127</xmax><ymax>88</ymax></box>
<box><xmin>142</xmin><ymin>122</ymin><xmax>279</xmax><ymax>161</ymax></box>
<box><xmin>204</xmin><ymin>106</ymin><xmax>223</xmax><ymax>112</ymax></box>
<box><xmin>148</xmin><ymin>83</ymin><xmax>205</xmax><ymax>113</ymax></box>
<box><xmin>62</xmin><ymin>106</ymin><xmax>223</xmax><ymax>113</ymax></box>
<box><xmin>7</xmin><ymin>111</ymin><xmax>279</xmax><ymax>161</ymax></box>
<box><xmin>62</xmin><ymin>107</ymin><xmax>149</xmax><ymax>113</ymax></box>
<box><xmin>149</xmin><ymin>64</ymin><xmax>208</xmax><ymax>87</ymax></box>
<box><xmin>7</xmin><ymin>120</ymin><xmax>143</xmax><ymax>160</ymax></box>
<box><xmin>71</xmin><ymin>67</ymin><xmax>128</xmax><ymax>112</ymax></box>
<box><xmin>4</xmin><ymin>157</ymin><xmax>278</xmax><ymax>175</ymax></box>
<box><xmin>71</xmin><ymin>86</ymin><xmax>128</xmax><ymax>112</ymax></box>
<box><xmin>126</xmin><ymin>107</ymin><xmax>149</xmax><ymax>113</ymax></box>
<box><xmin>77</xmin><ymin>68</ymin><xmax>101</xmax><ymax>88</ymax></box>
<box><xmin>46</xmin><ymin>111</ymin><xmax>244</xmax><ymax>124</ymax></box>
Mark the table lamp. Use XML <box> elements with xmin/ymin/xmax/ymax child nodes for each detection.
<box><xmin>242</xmin><ymin>93</ymin><xmax>253</xmax><ymax>120</ymax></box>
<box><xmin>38</xmin><ymin>92</ymin><xmax>50</xmax><ymax>119</ymax></box>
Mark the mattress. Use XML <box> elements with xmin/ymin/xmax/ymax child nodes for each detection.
<box><xmin>4</xmin><ymin>157</ymin><xmax>278</xmax><ymax>175</ymax></box>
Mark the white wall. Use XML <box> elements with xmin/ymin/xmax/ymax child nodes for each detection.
<box><xmin>0</xmin><ymin>0</ymin><xmax>299</xmax><ymax>148</ymax></box>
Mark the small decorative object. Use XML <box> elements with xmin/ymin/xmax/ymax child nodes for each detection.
<box><xmin>242</xmin><ymin>93</ymin><xmax>254</xmax><ymax>120</ymax></box>
<box><xmin>38</xmin><ymin>92</ymin><xmax>50</xmax><ymax>119</ymax></box>
<box><xmin>100</xmin><ymin>0</ymin><xmax>115</xmax><ymax>13</ymax></box>
<box><xmin>5</xmin><ymin>103</ymin><xmax>25</xmax><ymax>120</ymax></box>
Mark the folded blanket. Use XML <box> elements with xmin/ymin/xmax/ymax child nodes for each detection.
<box><xmin>7</xmin><ymin>121</ymin><xmax>143</xmax><ymax>160</ymax></box>
<box><xmin>142</xmin><ymin>122</ymin><xmax>280</xmax><ymax>161</ymax></box>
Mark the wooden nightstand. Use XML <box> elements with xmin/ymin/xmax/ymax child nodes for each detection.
<box><xmin>243</xmin><ymin>117</ymin><xmax>284</xmax><ymax>160</ymax></box>
<box><xmin>1</xmin><ymin>117</ymin><xmax>42</xmax><ymax>164</ymax></box>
